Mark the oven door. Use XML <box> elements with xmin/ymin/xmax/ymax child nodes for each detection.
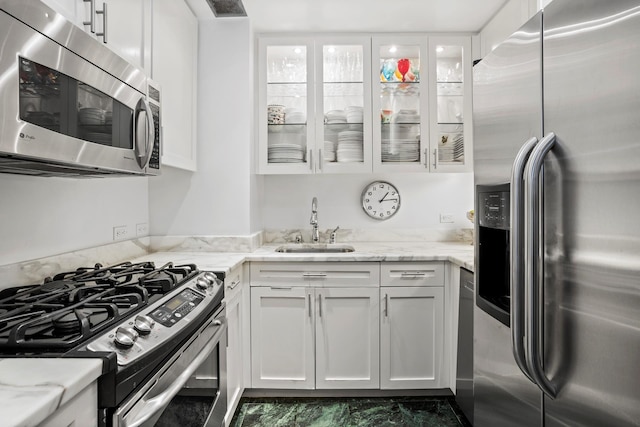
<box><xmin>115</xmin><ymin>307</ymin><xmax>227</xmax><ymax>427</ymax></box>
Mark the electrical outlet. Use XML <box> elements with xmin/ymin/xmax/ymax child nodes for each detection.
<box><xmin>440</xmin><ymin>213</ymin><xmax>454</xmax><ymax>223</ymax></box>
<box><xmin>136</xmin><ymin>223</ymin><xmax>149</xmax><ymax>237</ymax></box>
<box><xmin>113</xmin><ymin>225</ymin><xmax>128</xmax><ymax>241</ymax></box>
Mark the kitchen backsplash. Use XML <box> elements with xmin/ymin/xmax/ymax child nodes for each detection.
<box><xmin>264</xmin><ymin>227</ymin><xmax>473</xmax><ymax>244</ymax></box>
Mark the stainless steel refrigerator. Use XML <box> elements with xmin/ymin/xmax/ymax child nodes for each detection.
<box><xmin>472</xmin><ymin>0</ymin><xmax>640</xmax><ymax>426</ymax></box>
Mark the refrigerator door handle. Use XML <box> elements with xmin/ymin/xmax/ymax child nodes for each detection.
<box><xmin>510</xmin><ymin>136</ymin><xmax>539</xmax><ymax>384</ymax></box>
<box><xmin>524</xmin><ymin>131</ymin><xmax>558</xmax><ymax>399</ymax></box>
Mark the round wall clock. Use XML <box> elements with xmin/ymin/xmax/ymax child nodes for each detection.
<box><xmin>361</xmin><ymin>181</ymin><xmax>400</xmax><ymax>220</ymax></box>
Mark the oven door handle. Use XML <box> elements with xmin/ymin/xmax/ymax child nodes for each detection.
<box><xmin>123</xmin><ymin>318</ymin><xmax>227</xmax><ymax>427</ymax></box>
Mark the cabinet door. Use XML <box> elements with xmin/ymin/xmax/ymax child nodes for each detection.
<box><xmin>250</xmin><ymin>287</ymin><xmax>315</xmax><ymax>389</ymax></box>
<box><xmin>225</xmin><ymin>287</ymin><xmax>243</xmax><ymax>425</ymax></box>
<box><xmin>258</xmin><ymin>37</ymin><xmax>315</xmax><ymax>174</ymax></box>
<box><xmin>428</xmin><ymin>36</ymin><xmax>473</xmax><ymax>172</ymax></box>
<box><xmin>153</xmin><ymin>0</ymin><xmax>198</xmax><ymax>171</ymax></box>
<box><xmin>101</xmin><ymin>0</ymin><xmax>152</xmax><ymax>74</ymax></box>
<box><xmin>315</xmin><ymin>37</ymin><xmax>372</xmax><ymax>174</ymax></box>
<box><xmin>315</xmin><ymin>287</ymin><xmax>380</xmax><ymax>389</ymax></box>
<box><xmin>372</xmin><ymin>36</ymin><xmax>429</xmax><ymax>173</ymax></box>
<box><xmin>41</xmin><ymin>0</ymin><xmax>83</xmax><ymax>27</ymax></box>
<box><xmin>380</xmin><ymin>286</ymin><xmax>444</xmax><ymax>389</ymax></box>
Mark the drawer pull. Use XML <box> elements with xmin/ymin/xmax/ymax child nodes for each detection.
<box><xmin>302</xmin><ymin>272</ymin><xmax>327</xmax><ymax>278</ymax></box>
<box><xmin>270</xmin><ymin>286</ymin><xmax>292</xmax><ymax>290</ymax></box>
<box><xmin>400</xmin><ymin>271</ymin><xmax>429</xmax><ymax>278</ymax></box>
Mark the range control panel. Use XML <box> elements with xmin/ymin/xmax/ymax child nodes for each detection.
<box><xmin>149</xmin><ymin>288</ymin><xmax>204</xmax><ymax>327</ymax></box>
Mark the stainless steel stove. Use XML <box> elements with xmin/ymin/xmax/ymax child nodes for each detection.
<box><xmin>0</xmin><ymin>261</ymin><xmax>227</xmax><ymax>427</ymax></box>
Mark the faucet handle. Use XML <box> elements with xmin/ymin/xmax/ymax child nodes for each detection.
<box><xmin>329</xmin><ymin>226</ymin><xmax>340</xmax><ymax>244</ymax></box>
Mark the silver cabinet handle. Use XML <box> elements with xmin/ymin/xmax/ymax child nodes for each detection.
<box><xmin>83</xmin><ymin>0</ymin><xmax>96</xmax><ymax>32</ymax></box>
<box><xmin>319</xmin><ymin>149</ymin><xmax>323</xmax><ymax>171</ymax></box>
<box><xmin>309</xmin><ymin>149</ymin><xmax>313</xmax><ymax>171</ymax></box>
<box><xmin>302</xmin><ymin>272</ymin><xmax>327</xmax><ymax>278</ymax></box>
<box><xmin>524</xmin><ymin>132</ymin><xmax>557</xmax><ymax>399</ymax></box>
<box><xmin>510</xmin><ymin>136</ymin><xmax>538</xmax><ymax>384</ymax></box>
<box><xmin>433</xmin><ymin>148</ymin><xmax>437</xmax><ymax>169</ymax></box>
<box><xmin>95</xmin><ymin>2</ymin><xmax>107</xmax><ymax>43</ymax></box>
<box><xmin>318</xmin><ymin>293</ymin><xmax>322</xmax><ymax>317</ymax></box>
<box><xmin>400</xmin><ymin>271</ymin><xmax>428</xmax><ymax>278</ymax></box>
<box><xmin>384</xmin><ymin>294</ymin><xmax>389</xmax><ymax>317</ymax></box>
<box><xmin>308</xmin><ymin>293</ymin><xmax>312</xmax><ymax>318</ymax></box>
<box><xmin>270</xmin><ymin>286</ymin><xmax>292</xmax><ymax>290</ymax></box>
<box><xmin>424</xmin><ymin>148</ymin><xmax>429</xmax><ymax>168</ymax></box>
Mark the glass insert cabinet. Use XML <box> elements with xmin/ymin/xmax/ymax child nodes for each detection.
<box><xmin>256</xmin><ymin>35</ymin><xmax>472</xmax><ymax>175</ymax></box>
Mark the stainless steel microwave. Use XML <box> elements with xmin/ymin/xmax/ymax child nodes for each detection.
<box><xmin>0</xmin><ymin>0</ymin><xmax>161</xmax><ymax>177</ymax></box>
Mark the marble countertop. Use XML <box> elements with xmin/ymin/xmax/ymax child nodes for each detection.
<box><xmin>0</xmin><ymin>358</ymin><xmax>103</xmax><ymax>427</ymax></box>
<box><xmin>134</xmin><ymin>241</ymin><xmax>475</xmax><ymax>273</ymax></box>
<box><xmin>0</xmin><ymin>241</ymin><xmax>473</xmax><ymax>426</ymax></box>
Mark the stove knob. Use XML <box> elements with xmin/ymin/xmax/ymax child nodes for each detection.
<box><xmin>204</xmin><ymin>272</ymin><xmax>220</xmax><ymax>283</ymax></box>
<box><xmin>196</xmin><ymin>277</ymin><xmax>210</xmax><ymax>290</ymax></box>
<box><xmin>134</xmin><ymin>315</ymin><xmax>155</xmax><ymax>335</ymax></box>
<box><xmin>114</xmin><ymin>327</ymin><xmax>139</xmax><ymax>348</ymax></box>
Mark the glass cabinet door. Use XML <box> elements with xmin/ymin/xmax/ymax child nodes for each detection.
<box><xmin>258</xmin><ymin>39</ymin><xmax>314</xmax><ymax>174</ymax></box>
<box><xmin>316</xmin><ymin>38</ymin><xmax>371</xmax><ymax>173</ymax></box>
<box><xmin>372</xmin><ymin>37</ymin><xmax>428</xmax><ymax>172</ymax></box>
<box><xmin>428</xmin><ymin>36</ymin><xmax>472</xmax><ymax>172</ymax></box>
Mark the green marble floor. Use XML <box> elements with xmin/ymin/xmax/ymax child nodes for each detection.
<box><xmin>230</xmin><ymin>396</ymin><xmax>471</xmax><ymax>427</ymax></box>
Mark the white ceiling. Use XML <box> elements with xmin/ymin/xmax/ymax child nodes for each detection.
<box><xmin>240</xmin><ymin>0</ymin><xmax>510</xmax><ymax>33</ymax></box>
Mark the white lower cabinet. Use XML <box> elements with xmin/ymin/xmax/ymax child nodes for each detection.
<box><xmin>40</xmin><ymin>381</ymin><xmax>98</xmax><ymax>426</ymax></box>
<box><xmin>250</xmin><ymin>286</ymin><xmax>315</xmax><ymax>389</ymax></box>
<box><xmin>224</xmin><ymin>266</ymin><xmax>244</xmax><ymax>426</ymax></box>
<box><xmin>250</xmin><ymin>286</ymin><xmax>379</xmax><ymax>389</ymax></box>
<box><xmin>315</xmin><ymin>287</ymin><xmax>379</xmax><ymax>389</ymax></box>
<box><xmin>380</xmin><ymin>286</ymin><xmax>444</xmax><ymax>389</ymax></box>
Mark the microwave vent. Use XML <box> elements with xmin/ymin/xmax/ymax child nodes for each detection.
<box><xmin>205</xmin><ymin>0</ymin><xmax>247</xmax><ymax>17</ymax></box>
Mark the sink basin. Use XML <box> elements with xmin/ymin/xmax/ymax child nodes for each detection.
<box><xmin>275</xmin><ymin>243</ymin><xmax>355</xmax><ymax>253</ymax></box>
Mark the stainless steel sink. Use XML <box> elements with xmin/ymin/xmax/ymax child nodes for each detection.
<box><xmin>275</xmin><ymin>243</ymin><xmax>355</xmax><ymax>253</ymax></box>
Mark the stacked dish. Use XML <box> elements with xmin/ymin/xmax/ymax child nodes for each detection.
<box><xmin>284</xmin><ymin>108</ymin><xmax>306</xmax><ymax>124</ymax></box>
<box><xmin>382</xmin><ymin>138</ymin><xmax>420</xmax><ymax>162</ymax></box>
<box><xmin>268</xmin><ymin>143</ymin><xmax>305</xmax><ymax>163</ymax></box>
<box><xmin>267</xmin><ymin>104</ymin><xmax>285</xmax><ymax>124</ymax></box>
<box><xmin>393</xmin><ymin>109</ymin><xmax>420</xmax><ymax>126</ymax></box>
<box><xmin>345</xmin><ymin>106</ymin><xmax>363</xmax><ymax>125</ymax></box>
<box><xmin>78</xmin><ymin>108</ymin><xmax>106</xmax><ymax>126</ymax></box>
<box><xmin>324</xmin><ymin>141</ymin><xmax>336</xmax><ymax>162</ymax></box>
<box><xmin>439</xmin><ymin>133</ymin><xmax>464</xmax><ymax>162</ymax></box>
<box><xmin>336</xmin><ymin>130</ymin><xmax>364</xmax><ymax>162</ymax></box>
<box><xmin>325</xmin><ymin>110</ymin><xmax>347</xmax><ymax>129</ymax></box>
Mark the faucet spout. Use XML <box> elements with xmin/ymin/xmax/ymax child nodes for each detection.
<box><xmin>310</xmin><ymin>197</ymin><xmax>319</xmax><ymax>242</ymax></box>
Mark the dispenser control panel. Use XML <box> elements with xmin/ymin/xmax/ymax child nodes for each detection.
<box><xmin>478</xmin><ymin>189</ymin><xmax>509</xmax><ymax>229</ymax></box>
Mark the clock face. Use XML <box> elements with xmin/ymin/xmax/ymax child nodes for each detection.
<box><xmin>361</xmin><ymin>181</ymin><xmax>400</xmax><ymax>220</ymax></box>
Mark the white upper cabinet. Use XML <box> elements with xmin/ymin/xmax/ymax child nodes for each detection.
<box><xmin>42</xmin><ymin>0</ymin><xmax>152</xmax><ymax>74</ymax></box>
<box><xmin>152</xmin><ymin>0</ymin><xmax>198</xmax><ymax>171</ymax></box>
<box><xmin>428</xmin><ymin>36</ymin><xmax>473</xmax><ymax>173</ymax></box>
<box><xmin>257</xmin><ymin>36</ymin><xmax>371</xmax><ymax>174</ymax></box>
<box><xmin>257</xmin><ymin>34</ymin><xmax>473</xmax><ymax>175</ymax></box>
<box><xmin>372</xmin><ymin>36</ymin><xmax>429</xmax><ymax>172</ymax></box>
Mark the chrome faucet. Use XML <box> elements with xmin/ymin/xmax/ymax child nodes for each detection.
<box><xmin>310</xmin><ymin>197</ymin><xmax>319</xmax><ymax>243</ymax></box>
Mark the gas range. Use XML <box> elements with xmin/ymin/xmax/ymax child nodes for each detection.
<box><xmin>0</xmin><ymin>261</ymin><xmax>227</xmax><ymax>426</ymax></box>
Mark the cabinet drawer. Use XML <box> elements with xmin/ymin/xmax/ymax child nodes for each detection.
<box><xmin>380</xmin><ymin>262</ymin><xmax>445</xmax><ymax>287</ymax></box>
<box><xmin>224</xmin><ymin>264</ymin><xmax>243</xmax><ymax>302</ymax></box>
<box><xmin>250</xmin><ymin>262</ymin><xmax>379</xmax><ymax>287</ymax></box>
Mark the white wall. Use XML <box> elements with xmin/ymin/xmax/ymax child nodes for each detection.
<box><xmin>148</xmin><ymin>17</ymin><xmax>259</xmax><ymax>236</ymax></box>
<box><xmin>0</xmin><ymin>175</ymin><xmax>148</xmax><ymax>265</ymax></box>
<box><xmin>261</xmin><ymin>173</ymin><xmax>474</xmax><ymax>232</ymax></box>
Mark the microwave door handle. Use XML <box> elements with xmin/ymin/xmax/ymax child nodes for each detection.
<box><xmin>134</xmin><ymin>98</ymin><xmax>154</xmax><ymax>169</ymax></box>
<box><xmin>510</xmin><ymin>136</ymin><xmax>538</xmax><ymax>384</ymax></box>
<box><xmin>524</xmin><ymin>132</ymin><xmax>557</xmax><ymax>399</ymax></box>
<box><xmin>123</xmin><ymin>319</ymin><xmax>227</xmax><ymax>427</ymax></box>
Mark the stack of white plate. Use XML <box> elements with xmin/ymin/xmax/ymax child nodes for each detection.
<box><xmin>382</xmin><ymin>138</ymin><xmax>420</xmax><ymax>162</ymax></box>
<box><xmin>268</xmin><ymin>143</ymin><xmax>305</xmax><ymax>163</ymax></box>
<box><xmin>345</xmin><ymin>106</ymin><xmax>363</xmax><ymax>124</ymax></box>
<box><xmin>325</xmin><ymin>110</ymin><xmax>347</xmax><ymax>127</ymax></box>
<box><xmin>439</xmin><ymin>133</ymin><xmax>464</xmax><ymax>162</ymax></box>
<box><xmin>336</xmin><ymin>130</ymin><xmax>364</xmax><ymax>162</ymax></box>
<box><xmin>324</xmin><ymin>141</ymin><xmax>336</xmax><ymax>162</ymax></box>
<box><xmin>393</xmin><ymin>109</ymin><xmax>420</xmax><ymax>125</ymax></box>
<box><xmin>78</xmin><ymin>108</ymin><xmax>106</xmax><ymax>126</ymax></box>
<box><xmin>284</xmin><ymin>108</ymin><xmax>306</xmax><ymax>124</ymax></box>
